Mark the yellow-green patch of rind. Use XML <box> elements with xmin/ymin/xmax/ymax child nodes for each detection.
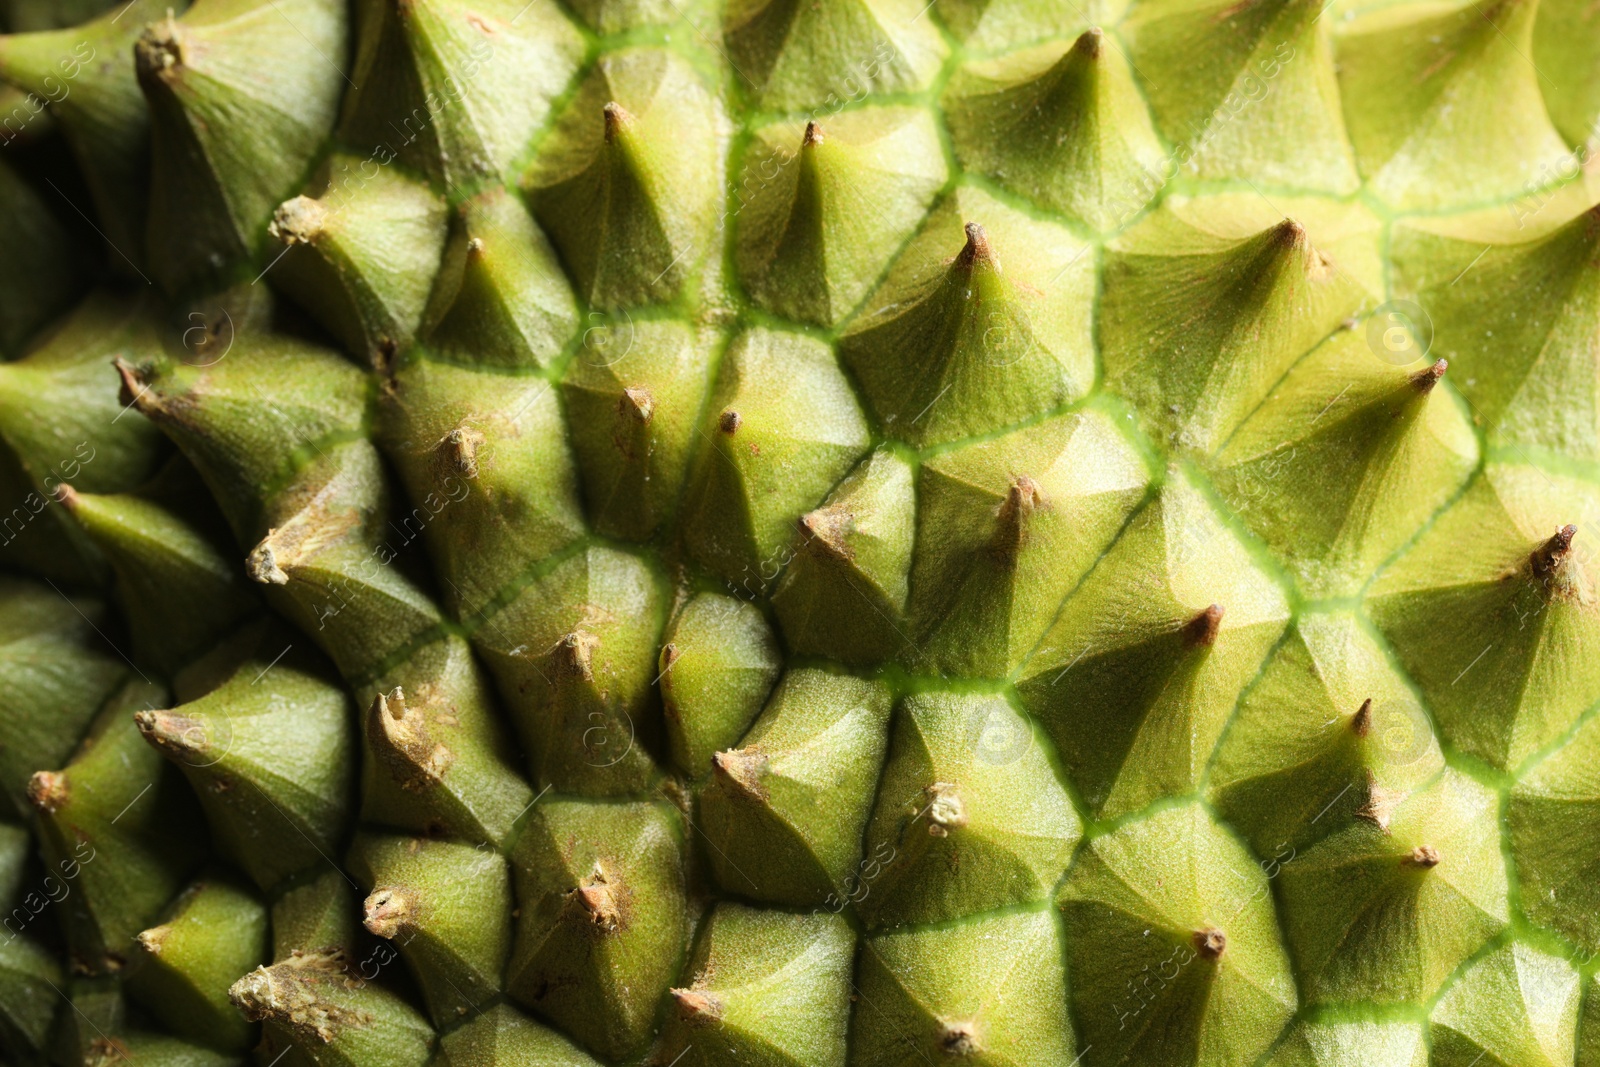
<box><xmin>1275</xmin><ymin>768</ymin><xmax>1509</xmax><ymax>1004</ymax></box>
<box><xmin>770</xmin><ymin>447</ymin><xmax>917</xmax><ymax>666</ymax></box>
<box><xmin>471</xmin><ymin>546</ymin><xmax>667</xmax><ymax>796</ymax></box>
<box><xmin>1261</xmin><ymin>1019</ymin><xmax>1427</xmax><ymax>1067</ymax></box>
<box><xmin>656</xmin><ymin>904</ymin><xmax>855</xmax><ymax>1067</ymax></box>
<box><xmin>1100</xmin><ymin>193</ymin><xmax>1381</xmax><ymax>453</ymax></box>
<box><xmin>735</xmin><ymin>106</ymin><xmax>947</xmax><ymax>328</ymax></box>
<box><xmin>1429</xmin><ymin>941</ymin><xmax>1581</xmax><ymax>1067</ymax></box>
<box><xmin>1208</xmin><ymin>611</ymin><xmax>1445</xmax><ymax>858</ymax></box>
<box><xmin>851</xmin><ymin>908</ymin><xmax>1074</xmax><ymax>1066</ymax></box>
<box><xmin>505</xmin><ymin>797</ymin><xmax>688</xmax><ymax>1062</ymax></box>
<box><xmin>1059</xmin><ymin>802</ymin><xmax>1296</xmax><ymax>1067</ymax></box>
<box><xmin>697</xmin><ymin>668</ymin><xmax>893</xmax><ymax>908</ymax></box>
<box><xmin>857</xmin><ymin>692</ymin><xmax>1080</xmax><ymax>927</ymax></box>
<box><xmin>127</xmin><ymin>874</ymin><xmax>267</xmax><ymax>1053</ymax></box>
<box><xmin>907</xmin><ymin>408</ymin><xmax>1148</xmax><ymax>677</ymax></box>
<box><xmin>838</xmin><ymin>185</ymin><xmax>1096</xmax><ymax>449</ymax></box>
<box><xmin>1508</xmin><ymin>711</ymin><xmax>1600</xmax><ymax>955</ymax></box>
<box><xmin>659</xmin><ymin>592</ymin><xmax>782</xmax><ymax>777</ymax></box>
<box><xmin>1366</xmin><ymin>463</ymin><xmax>1600</xmax><ymax>770</ymax></box>
<box><xmin>681</xmin><ymin>327</ymin><xmax>871</xmax><ymax>583</ymax></box>
<box><xmin>525</xmin><ymin>48</ymin><xmax>729</xmax><ymax>311</ymax></box>
<box><xmin>1017</xmin><ymin>465</ymin><xmax>1290</xmax><ymax>818</ymax></box>
<box><xmin>379</xmin><ymin>356</ymin><xmax>585</xmax><ymax>620</ymax></box>
<box><xmin>1210</xmin><ymin>329</ymin><xmax>1478</xmax><ymax>598</ymax></box>
<box><xmin>436</xmin><ymin>1003</ymin><xmax>604</xmax><ymax>1067</ymax></box>
<box><xmin>348</xmin><ymin>833</ymin><xmax>511</xmax><ymax>1024</ymax></box>
<box><xmin>1533</xmin><ymin>0</ymin><xmax>1600</xmax><ymax>147</ymax></box>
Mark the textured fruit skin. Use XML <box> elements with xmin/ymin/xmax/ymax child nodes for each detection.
<box><xmin>1</xmin><ymin>0</ymin><xmax>1600</xmax><ymax>1065</ymax></box>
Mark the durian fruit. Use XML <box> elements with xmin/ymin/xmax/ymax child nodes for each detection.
<box><xmin>2</xmin><ymin>0</ymin><xmax>1600</xmax><ymax>1065</ymax></box>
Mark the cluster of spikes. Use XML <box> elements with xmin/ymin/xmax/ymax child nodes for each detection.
<box><xmin>0</xmin><ymin>0</ymin><xmax>1598</xmax><ymax>1064</ymax></box>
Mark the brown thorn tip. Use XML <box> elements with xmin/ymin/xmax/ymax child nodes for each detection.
<box><xmin>25</xmin><ymin>771</ymin><xmax>67</xmax><ymax>813</ymax></box>
<box><xmin>1076</xmin><ymin>26</ymin><xmax>1104</xmax><ymax>55</ymax></box>
<box><xmin>363</xmin><ymin>888</ymin><xmax>412</xmax><ymax>939</ymax></box>
<box><xmin>672</xmin><ymin>988</ymin><xmax>725</xmax><ymax>1023</ymax></box>
<box><xmin>939</xmin><ymin>1022</ymin><xmax>981</xmax><ymax>1055</ymax></box>
<box><xmin>1406</xmin><ymin>845</ymin><xmax>1440</xmax><ymax>868</ymax></box>
<box><xmin>1411</xmin><ymin>359</ymin><xmax>1447</xmax><ymax>392</ymax></box>
<box><xmin>603</xmin><ymin>102</ymin><xmax>630</xmax><ymax>142</ymax></box>
<box><xmin>958</xmin><ymin>222</ymin><xmax>994</xmax><ymax>269</ymax></box>
<box><xmin>1532</xmin><ymin>524</ymin><xmax>1578</xmax><ymax>578</ymax></box>
<box><xmin>1193</xmin><ymin>928</ymin><xmax>1227</xmax><ymax>959</ymax></box>
<box><xmin>718</xmin><ymin>409</ymin><xmax>742</xmax><ymax>435</ymax></box>
<box><xmin>556</xmin><ymin>631</ymin><xmax>599</xmax><ymax>682</ymax></box>
<box><xmin>712</xmin><ymin>748</ymin><xmax>768</xmax><ymax>799</ymax></box>
<box><xmin>803</xmin><ymin>121</ymin><xmax>824</xmax><ymax>146</ymax></box>
<box><xmin>1184</xmin><ymin>604</ymin><xmax>1225</xmax><ymax>647</ymax></box>
<box><xmin>574</xmin><ymin>880</ymin><xmax>621</xmax><ymax>931</ymax></box>
<box><xmin>114</xmin><ymin>358</ymin><xmax>155</xmax><ymax>413</ymax></box>
<box><xmin>1275</xmin><ymin>218</ymin><xmax>1308</xmax><ymax>246</ymax></box>
<box><xmin>622</xmin><ymin>386</ymin><xmax>654</xmax><ymax>422</ymax></box>
<box><xmin>52</xmin><ymin>482</ymin><xmax>78</xmax><ymax>509</ymax></box>
<box><xmin>1352</xmin><ymin>698</ymin><xmax>1374</xmax><ymax>737</ymax></box>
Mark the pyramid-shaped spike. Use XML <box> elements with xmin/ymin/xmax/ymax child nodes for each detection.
<box><xmin>680</xmin><ymin>327</ymin><xmax>870</xmax><ymax>583</ymax></box>
<box><xmin>1367</xmin><ymin>463</ymin><xmax>1600</xmax><ymax>769</ymax></box>
<box><xmin>561</xmin><ymin>319</ymin><xmax>716</xmax><ymax>542</ymax></box>
<box><xmin>421</xmin><ymin>188</ymin><xmax>579</xmax><ymax>369</ymax></box>
<box><xmin>857</xmin><ymin>693</ymin><xmax>1080</xmax><ymax>928</ymax></box>
<box><xmin>698</xmin><ymin>669</ymin><xmax>893</xmax><ymax>907</ymax></box>
<box><xmin>1335</xmin><ymin>0</ymin><xmax>1570</xmax><ymax>210</ymax></box>
<box><xmin>1060</xmin><ymin>803</ymin><xmax>1297</xmax><ymax>1067</ymax></box>
<box><xmin>1208</xmin><ymin>612</ymin><xmax>1445</xmax><ymax>857</ymax></box>
<box><xmin>471</xmin><ymin>546</ymin><xmax>667</xmax><ymax>796</ymax></box>
<box><xmin>1101</xmin><ymin>194</ymin><xmax>1381</xmax><ymax>451</ymax></box>
<box><xmin>134</xmin><ymin>623</ymin><xmax>354</xmax><ymax>891</ymax></box>
<box><xmin>355</xmin><ymin>636</ymin><xmax>534</xmax><ymax>849</ymax></box>
<box><xmin>30</xmin><ymin>678</ymin><xmax>203</xmax><ymax>974</ymax></box>
<box><xmin>658</xmin><ymin>592</ymin><xmax>781</xmax><ymax>777</ymax></box>
<box><xmin>771</xmin><ymin>448</ymin><xmax>917</xmax><ymax>665</ymax></box>
<box><xmin>266</xmin><ymin>157</ymin><xmax>449</xmax><ymax>365</ymax></box>
<box><xmin>525</xmin><ymin>49</ymin><xmax>727</xmax><ymax>310</ymax></box>
<box><xmin>1277</xmin><ymin>769</ymin><xmax>1508</xmax><ymax>1003</ymax></box>
<box><xmin>944</xmin><ymin>30</ymin><xmax>1168</xmax><ymax>230</ymax></box>
<box><xmin>736</xmin><ymin>107</ymin><xmax>946</xmax><ymax>326</ymax></box>
<box><xmin>0</xmin><ymin>0</ymin><xmax>169</xmax><ymax>271</ymax></box>
<box><xmin>378</xmin><ymin>356</ymin><xmax>585</xmax><ymax>620</ymax></box>
<box><xmin>127</xmin><ymin>874</ymin><xmax>267</xmax><ymax>1053</ymax></box>
<box><xmin>932</xmin><ymin>0</ymin><xmax>1095</xmax><ymax>51</ymax></box>
<box><xmin>339</xmin><ymin>0</ymin><xmax>583</xmax><ymax>187</ymax></box>
<box><xmin>657</xmin><ymin>906</ymin><xmax>854</xmax><ymax>1067</ymax></box>
<box><xmin>1391</xmin><ymin>205</ymin><xmax>1600</xmax><ymax>463</ymax></box>
<box><xmin>0</xmin><ymin>578</ymin><xmax>128</xmax><ymax>817</ymax></box>
<box><xmin>1211</xmin><ymin>330</ymin><xmax>1478</xmax><ymax>596</ymax></box>
<box><xmin>1017</xmin><ymin>466</ymin><xmax>1289</xmax><ymax>817</ymax></box>
<box><xmin>839</xmin><ymin>187</ymin><xmax>1096</xmax><ymax>447</ymax></box>
<box><xmin>724</xmin><ymin>0</ymin><xmax>946</xmax><ymax>111</ymax></box>
<box><xmin>907</xmin><ymin>409</ymin><xmax>1148</xmax><ymax>677</ymax></box>
<box><xmin>506</xmin><ymin>798</ymin><xmax>687</xmax><ymax>1061</ymax></box>
<box><xmin>852</xmin><ymin>909</ymin><xmax>1074</xmax><ymax>1066</ymax></box>
<box><xmin>230</xmin><ymin>951</ymin><xmax>435</xmax><ymax>1064</ymax></box>
<box><xmin>349</xmin><ymin>833</ymin><xmax>510</xmax><ymax>1023</ymax></box>
<box><xmin>1122</xmin><ymin>0</ymin><xmax>1357</xmax><ymax>192</ymax></box>
<box><xmin>135</xmin><ymin>0</ymin><xmax>348</xmax><ymax>293</ymax></box>
<box><xmin>56</xmin><ymin>459</ymin><xmax>259</xmax><ymax>675</ymax></box>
